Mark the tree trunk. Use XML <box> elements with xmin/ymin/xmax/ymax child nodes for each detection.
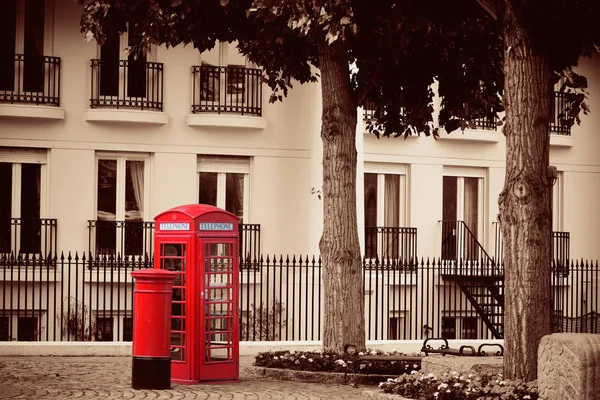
<box><xmin>317</xmin><ymin>38</ymin><xmax>365</xmax><ymax>353</ymax></box>
<box><xmin>500</xmin><ymin>1</ymin><xmax>553</xmax><ymax>381</ymax></box>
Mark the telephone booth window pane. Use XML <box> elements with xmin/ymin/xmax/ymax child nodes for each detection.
<box><xmin>160</xmin><ymin>243</ymin><xmax>187</xmax><ymax>362</ymax></box>
<box><xmin>204</xmin><ymin>241</ymin><xmax>234</xmax><ymax>364</ymax></box>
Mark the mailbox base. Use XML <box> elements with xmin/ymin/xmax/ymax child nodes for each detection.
<box><xmin>132</xmin><ymin>356</ymin><xmax>171</xmax><ymax>390</ymax></box>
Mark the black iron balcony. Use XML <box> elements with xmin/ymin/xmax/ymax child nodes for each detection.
<box><xmin>550</xmin><ymin>91</ymin><xmax>573</xmax><ymax>135</ymax></box>
<box><xmin>364</xmin><ymin>226</ymin><xmax>417</xmax><ymax>268</ymax></box>
<box><xmin>0</xmin><ymin>54</ymin><xmax>61</xmax><ymax>106</ymax></box>
<box><xmin>0</xmin><ymin>218</ymin><xmax>57</xmax><ymax>257</ymax></box>
<box><xmin>90</xmin><ymin>59</ymin><xmax>164</xmax><ymax>111</ymax></box>
<box><xmin>192</xmin><ymin>65</ymin><xmax>262</xmax><ymax>116</ymax></box>
<box><xmin>87</xmin><ymin>220</ymin><xmax>154</xmax><ymax>257</ymax></box>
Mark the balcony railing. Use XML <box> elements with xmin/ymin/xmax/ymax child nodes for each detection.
<box><xmin>87</xmin><ymin>220</ymin><xmax>261</xmax><ymax>268</ymax></box>
<box><xmin>364</xmin><ymin>226</ymin><xmax>417</xmax><ymax>267</ymax></box>
<box><xmin>192</xmin><ymin>65</ymin><xmax>262</xmax><ymax>116</ymax></box>
<box><xmin>0</xmin><ymin>218</ymin><xmax>57</xmax><ymax>257</ymax></box>
<box><xmin>441</xmin><ymin>220</ymin><xmax>494</xmax><ymax>265</ymax></box>
<box><xmin>0</xmin><ymin>54</ymin><xmax>61</xmax><ymax>106</ymax></box>
<box><xmin>90</xmin><ymin>59</ymin><xmax>164</xmax><ymax>111</ymax></box>
<box><xmin>87</xmin><ymin>220</ymin><xmax>154</xmax><ymax>258</ymax></box>
<box><xmin>550</xmin><ymin>91</ymin><xmax>573</xmax><ymax>135</ymax></box>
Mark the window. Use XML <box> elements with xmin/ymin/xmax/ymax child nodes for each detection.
<box><xmin>441</xmin><ymin>316</ymin><xmax>456</xmax><ymax>339</ymax></box>
<box><xmin>552</xmin><ymin>171</ymin><xmax>563</xmax><ymax>232</ymax></box>
<box><xmin>198</xmin><ymin>155</ymin><xmax>250</xmax><ymax>222</ymax></box>
<box><xmin>94</xmin><ymin>154</ymin><xmax>149</xmax><ymax>255</ymax></box>
<box><xmin>0</xmin><ymin>149</ymin><xmax>47</xmax><ymax>255</ymax></box>
<box><xmin>17</xmin><ymin>316</ymin><xmax>38</xmax><ymax>341</ymax></box>
<box><xmin>0</xmin><ymin>312</ymin><xmax>44</xmax><ymax>341</ymax></box>
<box><xmin>0</xmin><ymin>0</ymin><xmax>54</xmax><ymax>94</ymax></box>
<box><xmin>0</xmin><ymin>317</ymin><xmax>9</xmax><ymax>341</ymax></box>
<box><xmin>461</xmin><ymin>317</ymin><xmax>478</xmax><ymax>339</ymax></box>
<box><xmin>99</xmin><ymin>22</ymin><xmax>151</xmax><ymax>99</ymax></box>
<box><xmin>95</xmin><ymin>317</ymin><xmax>113</xmax><ymax>341</ymax></box>
<box><xmin>441</xmin><ymin>169</ymin><xmax>485</xmax><ymax>261</ymax></box>
<box><xmin>94</xmin><ymin>313</ymin><xmax>132</xmax><ymax>341</ymax></box>
<box><xmin>363</xmin><ymin>165</ymin><xmax>408</xmax><ymax>260</ymax></box>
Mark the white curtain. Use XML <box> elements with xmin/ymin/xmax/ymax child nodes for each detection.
<box><xmin>384</xmin><ymin>175</ymin><xmax>400</xmax><ymax>258</ymax></box>
<box><xmin>128</xmin><ymin>161</ymin><xmax>144</xmax><ymax>221</ymax></box>
<box><xmin>463</xmin><ymin>177</ymin><xmax>479</xmax><ymax>259</ymax></box>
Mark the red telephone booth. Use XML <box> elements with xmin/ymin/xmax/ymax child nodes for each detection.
<box><xmin>154</xmin><ymin>204</ymin><xmax>239</xmax><ymax>384</ymax></box>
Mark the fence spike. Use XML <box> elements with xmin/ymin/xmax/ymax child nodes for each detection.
<box><xmin>292</xmin><ymin>254</ymin><xmax>297</xmax><ymax>264</ymax></box>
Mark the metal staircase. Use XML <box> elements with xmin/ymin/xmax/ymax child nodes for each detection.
<box><xmin>440</xmin><ymin>220</ymin><xmax>504</xmax><ymax>339</ymax></box>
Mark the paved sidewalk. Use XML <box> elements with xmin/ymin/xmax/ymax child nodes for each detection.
<box><xmin>0</xmin><ymin>356</ymin><xmax>386</xmax><ymax>399</ymax></box>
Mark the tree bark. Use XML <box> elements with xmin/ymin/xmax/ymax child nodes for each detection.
<box><xmin>500</xmin><ymin>1</ymin><xmax>553</xmax><ymax>381</ymax></box>
<box><xmin>317</xmin><ymin>38</ymin><xmax>365</xmax><ymax>353</ymax></box>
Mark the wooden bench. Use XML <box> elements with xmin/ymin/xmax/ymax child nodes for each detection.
<box><xmin>421</xmin><ymin>338</ymin><xmax>504</xmax><ymax>357</ymax></box>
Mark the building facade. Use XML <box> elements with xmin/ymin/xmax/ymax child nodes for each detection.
<box><xmin>2</xmin><ymin>0</ymin><xmax>600</xmax><ymax>342</ymax></box>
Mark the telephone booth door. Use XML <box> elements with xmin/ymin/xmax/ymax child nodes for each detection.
<box><xmin>198</xmin><ymin>237</ymin><xmax>239</xmax><ymax>381</ymax></box>
<box><xmin>156</xmin><ymin>237</ymin><xmax>193</xmax><ymax>383</ymax></box>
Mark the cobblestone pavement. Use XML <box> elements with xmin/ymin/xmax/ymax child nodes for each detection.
<box><xmin>0</xmin><ymin>356</ymin><xmax>379</xmax><ymax>399</ymax></box>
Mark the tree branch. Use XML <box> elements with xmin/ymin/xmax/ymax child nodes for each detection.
<box><xmin>475</xmin><ymin>0</ymin><xmax>501</xmax><ymax>20</ymax></box>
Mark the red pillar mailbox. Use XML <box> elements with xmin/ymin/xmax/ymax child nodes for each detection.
<box><xmin>153</xmin><ymin>204</ymin><xmax>240</xmax><ymax>384</ymax></box>
<box><xmin>130</xmin><ymin>268</ymin><xmax>177</xmax><ymax>390</ymax></box>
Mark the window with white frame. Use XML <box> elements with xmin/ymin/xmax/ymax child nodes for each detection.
<box><xmin>197</xmin><ymin>155</ymin><xmax>250</xmax><ymax>222</ymax></box>
<box><xmin>441</xmin><ymin>168</ymin><xmax>485</xmax><ymax>261</ymax></box>
<box><xmin>94</xmin><ymin>311</ymin><xmax>133</xmax><ymax>342</ymax></box>
<box><xmin>94</xmin><ymin>153</ymin><xmax>149</xmax><ymax>256</ymax></box>
<box><xmin>0</xmin><ymin>148</ymin><xmax>47</xmax><ymax>255</ymax></box>
<box><xmin>552</xmin><ymin>171</ymin><xmax>563</xmax><ymax>232</ymax></box>
<box><xmin>199</xmin><ymin>42</ymin><xmax>256</xmax><ymax>108</ymax></box>
<box><xmin>0</xmin><ymin>0</ymin><xmax>54</xmax><ymax>94</ymax></box>
<box><xmin>98</xmin><ymin>22</ymin><xmax>156</xmax><ymax>99</ymax></box>
<box><xmin>364</xmin><ymin>164</ymin><xmax>407</xmax><ymax>260</ymax></box>
<box><xmin>0</xmin><ymin>312</ymin><xmax>44</xmax><ymax>341</ymax></box>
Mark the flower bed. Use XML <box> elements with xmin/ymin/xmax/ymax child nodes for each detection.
<box><xmin>379</xmin><ymin>370</ymin><xmax>538</xmax><ymax>399</ymax></box>
<box><xmin>254</xmin><ymin>349</ymin><xmax>421</xmax><ymax>376</ymax></box>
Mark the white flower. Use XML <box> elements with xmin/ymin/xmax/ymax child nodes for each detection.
<box><xmin>413</xmin><ymin>364</ymin><xmax>418</xmax><ymax>368</ymax></box>
<box><xmin>454</xmin><ymin>382</ymin><xmax>462</xmax><ymax>387</ymax></box>
<box><xmin>524</xmin><ymin>396</ymin><xmax>531</xmax><ymax>400</ymax></box>
<box><xmin>358</xmin><ymin>352</ymin><xmax>365</xmax><ymax>356</ymax></box>
<box><xmin>370</xmin><ymin>350</ymin><xmax>378</xmax><ymax>355</ymax></box>
<box><xmin>411</xmin><ymin>370</ymin><xmax>418</xmax><ymax>375</ymax></box>
<box><xmin>273</xmin><ymin>356</ymin><xmax>279</xmax><ymax>360</ymax></box>
<box><xmin>427</xmin><ymin>372</ymin><xmax>436</xmax><ymax>379</ymax></box>
<box><xmin>438</xmin><ymin>383</ymin><xmax>448</xmax><ymax>390</ymax></box>
<box><xmin>300</xmin><ymin>355</ymin><xmax>306</xmax><ymax>359</ymax></box>
<box><xmin>446</xmin><ymin>389</ymin><xmax>451</xmax><ymax>393</ymax></box>
<box><xmin>434</xmin><ymin>392</ymin><xmax>439</xmax><ymax>398</ymax></box>
<box><xmin>308</xmin><ymin>358</ymin><xmax>313</xmax><ymax>362</ymax></box>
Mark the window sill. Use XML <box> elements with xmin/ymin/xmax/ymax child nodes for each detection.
<box><xmin>187</xmin><ymin>114</ymin><xmax>266</xmax><ymax>130</ymax></box>
<box><xmin>0</xmin><ymin>104</ymin><xmax>65</xmax><ymax>120</ymax></box>
<box><xmin>436</xmin><ymin>129</ymin><xmax>502</xmax><ymax>143</ymax></box>
<box><xmin>85</xmin><ymin>109</ymin><xmax>168</xmax><ymax>125</ymax></box>
<box><xmin>550</xmin><ymin>134</ymin><xmax>574</xmax><ymax>148</ymax></box>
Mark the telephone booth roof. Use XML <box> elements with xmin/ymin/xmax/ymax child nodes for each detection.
<box><xmin>154</xmin><ymin>204</ymin><xmax>238</xmax><ymax>221</ymax></box>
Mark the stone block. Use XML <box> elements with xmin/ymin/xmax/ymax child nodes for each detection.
<box><xmin>538</xmin><ymin>333</ymin><xmax>600</xmax><ymax>400</ymax></box>
<box><xmin>420</xmin><ymin>355</ymin><xmax>502</xmax><ymax>376</ymax></box>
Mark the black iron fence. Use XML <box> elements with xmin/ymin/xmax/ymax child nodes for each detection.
<box><xmin>90</xmin><ymin>59</ymin><xmax>164</xmax><ymax>111</ymax></box>
<box><xmin>364</xmin><ymin>227</ymin><xmax>417</xmax><ymax>265</ymax></box>
<box><xmin>0</xmin><ymin>54</ymin><xmax>61</xmax><ymax>106</ymax></box>
<box><xmin>192</xmin><ymin>65</ymin><xmax>262</xmax><ymax>116</ymax></box>
<box><xmin>2</xmin><ymin>252</ymin><xmax>597</xmax><ymax>342</ymax></box>
<box><xmin>0</xmin><ymin>218</ymin><xmax>57</xmax><ymax>258</ymax></box>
